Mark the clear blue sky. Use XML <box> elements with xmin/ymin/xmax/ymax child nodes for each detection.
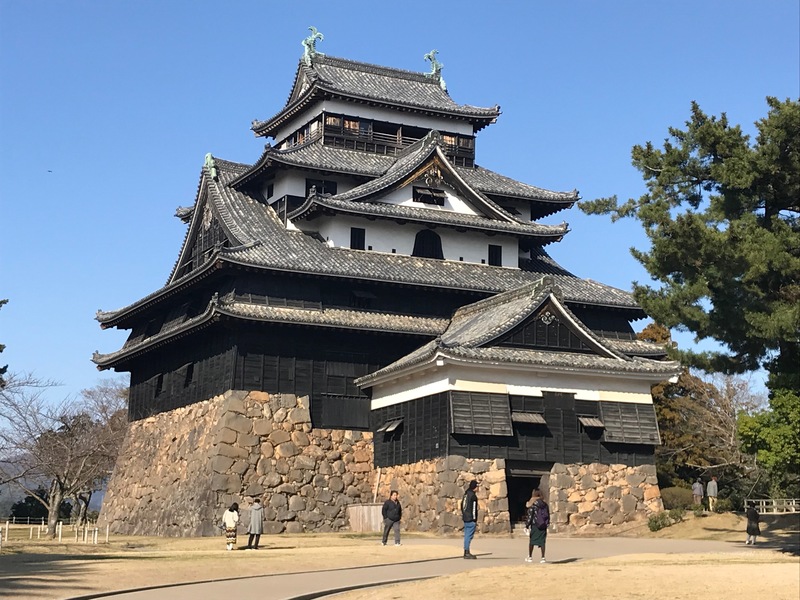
<box><xmin>1</xmin><ymin>1</ymin><xmax>797</xmax><ymax>402</ymax></box>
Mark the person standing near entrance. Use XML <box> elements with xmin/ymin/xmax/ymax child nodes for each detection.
<box><xmin>692</xmin><ymin>478</ymin><xmax>704</xmax><ymax>506</ymax></box>
<box><xmin>707</xmin><ymin>476</ymin><xmax>719</xmax><ymax>512</ymax></box>
<box><xmin>524</xmin><ymin>488</ymin><xmax>550</xmax><ymax>564</ymax></box>
<box><xmin>461</xmin><ymin>480</ymin><xmax>479</xmax><ymax>559</ymax></box>
<box><xmin>246</xmin><ymin>498</ymin><xmax>264</xmax><ymax>550</ymax></box>
<box><xmin>381</xmin><ymin>490</ymin><xmax>402</xmax><ymax>546</ymax></box>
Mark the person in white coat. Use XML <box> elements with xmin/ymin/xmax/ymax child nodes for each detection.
<box><xmin>223</xmin><ymin>503</ymin><xmax>240</xmax><ymax>551</ymax></box>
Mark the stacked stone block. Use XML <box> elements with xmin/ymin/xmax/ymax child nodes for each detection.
<box><xmin>375</xmin><ymin>455</ymin><xmax>511</xmax><ymax>534</ymax></box>
<box><xmin>101</xmin><ymin>390</ymin><xmax>663</xmax><ymax>537</ymax></box>
<box><xmin>100</xmin><ymin>390</ymin><xmax>374</xmax><ymax>536</ymax></box>
<box><xmin>547</xmin><ymin>462</ymin><xmax>663</xmax><ymax>531</ymax></box>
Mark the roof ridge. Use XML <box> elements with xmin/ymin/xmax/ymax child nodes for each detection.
<box><xmin>450</xmin><ymin>276</ymin><xmax>556</xmax><ymax>320</ymax></box>
<box><xmin>313</xmin><ymin>55</ymin><xmax>437</xmax><ymax>84</ymax></box>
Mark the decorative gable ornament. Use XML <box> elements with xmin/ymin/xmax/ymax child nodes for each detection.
<box><xmin>423</xmin><ymin>165</ymin><xmax>444</xmax><ymax>188</ymax></box>
<box><xmin>539</xmin><ymin>311</ymin><xmax>556</xmax><ymax>325</ymax></box>
<box><xmin>423</xmin><ymin>49</ymin><xmax>447</xmax><ymax>91</ymax></box>
<box><xmin>301</xmin><ymin>26</ymin><xmax>324</xmax><ymax>66</ymax></box>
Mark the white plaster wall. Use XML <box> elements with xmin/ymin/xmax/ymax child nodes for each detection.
<box><xmin>440</xmin><ymin>229</ymin><xmax>516</xmax><ymax>267</ymax></box>
<box><xmin>382</xmin><ymin>184</ymin><xmax>480</xmax><ymax>216</ymax></box>
<box><xmin>263</xmin><ymin>172</ymin><xmax>358</xmax><ymax>201</ymax></box>
<box><xmin>370</xmin><ymin>360</ymin><xmax>657</xmax><ymax>409</ymax></box>
<box><xmin>292</xmin><ymin>213</ymin><xmax>518</xmax><ymax>267</ymax></box>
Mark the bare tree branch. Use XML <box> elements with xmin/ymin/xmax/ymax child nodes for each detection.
<box><xmin>0</xmin><ymin>372</ymin><xmax>128</xmax><ymax>535</ymax></box>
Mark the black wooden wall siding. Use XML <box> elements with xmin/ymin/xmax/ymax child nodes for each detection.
<box><xmin>128</xmin><ymin>329</ymin><xmax>237</xmax><ymax>421</ymax></box>
<box><xmin>372</xmin><ymin>392</ymin><xmax>450</xmax><ymax>467</ymax></box>
<box><xmin>372</xmin><ymin>390</ymin><xmax>655</xmax><ymax>469</ymax></box>
<box><xmin>234</xmin><ymin>272</ymin><xmax>474</xmax><ymax>318</ymax></box>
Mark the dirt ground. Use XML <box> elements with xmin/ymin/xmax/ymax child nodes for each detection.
<box><xmin>334</xmin><ymin>512</ymin><xmax>800</xmax><ymax>600</ymax></box>
<box><xmin>334</xmin><ymin>554</ymin><xmax>799</xmax><ymax>600</ymax></box>
<box><xmin>0</xmin><ymin>513</ymin><xmax>797</xmax><ymax>600</ymax></box>
<box><xmin>0</xmin><ymin>531</ymin><xmax>454</xmax><ymax>599</ymax></box>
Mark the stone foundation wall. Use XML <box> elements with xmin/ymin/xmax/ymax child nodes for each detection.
<box><xmin>547</xmin><ymin>462</ymin><xmax>663</xmax><ymax>532</ymax></box>
<box><xmin>376</xmin><ymin>455</ymin><xmax>510</xmax><ymax>534</ymax></box>
<box><xmin>100</xmin><ymin>390</ymin><xmax>375</xmax><ymax>536</ymax></box>
<box><xmin>101</xmin><ymin>390</ymin><xmax>662</xmax><ymax>537</ymax></box>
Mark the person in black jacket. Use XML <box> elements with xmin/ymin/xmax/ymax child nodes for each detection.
<box><xmin>745</xmin><ymin>501</ymin><xmax>761</xmax><ymax>545</ymax></box>
<box><xmin>461</xmin><ymin>480</ymin><xmax>479</xmax><ymax>559</ymax></box>
<box><xmin>381</xmin><ymin>490</ymin><xmax>402</xmax><ymax>546</ymax></box>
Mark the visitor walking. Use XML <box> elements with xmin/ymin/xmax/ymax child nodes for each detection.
<box><xmin>707</xmin><ymin>476</ymin><xmax>719</xmax><ymax>512</ymax></box>
<box><xmin>692</xmin><ymin>478</ymin><xmax>704</xmax><ymax>506</ymax></box>
<box><xmin>745</xmin><ymin>502</ymin><xmax>761</xmax><ymax>545</ymax></box>
<box><xmin>461</xmin><ymin>480</ymin><xmax>479</xmax><ymax>559</ymax></box>
<box><xmin>524</xmin><ymin>488</ymin><xmax>550</xmax><ymax>564</ymax></box>
<box><xmin>222</xmin><ymin>502</ymin><xmax>240</xmax><ymax>551</ymax></box>
<box><xmin>246</xmin><ymin>498</ymin><xmax>264</xmax><ymax>550</ymax></box>
<box><xmin>381</xmin><ymin>490</ymin><xmax>402</xmax><ymax>546</ymax></box>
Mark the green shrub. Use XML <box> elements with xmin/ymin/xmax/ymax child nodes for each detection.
<box><xmin>648</xmin><ymin>512</ymin><xmax>672</xmax><ymax>532</ymax></box>
<box><xmin>668</xmin><ymin>507</ymin><xmax>686</xmax><ymax>522</ymax></box>
<box><xmin>715</xmin><ymin>498</ymin><xmax>733</xmax><ymax>513</ymax></box>
<box><xmin>691</xmin><ymin>503</ymin><xmax>704</xmax><ymax>517</ymax></box>
<box><xmin>660</xmin><ymin>486</ymin><xmax>694</xmax><ymax>509</ymax></box>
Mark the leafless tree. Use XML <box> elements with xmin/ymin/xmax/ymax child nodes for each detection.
<box><xmin>0</xmin><ymin>373</ymin><xmax>128</xmax><ymax>536</ymax></box>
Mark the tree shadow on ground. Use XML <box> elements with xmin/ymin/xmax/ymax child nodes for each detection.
<box><xmin>0</xmin><ymin>552</ymin><xmax>163</xmax><ymax>599</ymax></box>
<box><xmin>700</xmin><ymin>523</ymin><xmax>800</xmax><ymax>557</ymax></box>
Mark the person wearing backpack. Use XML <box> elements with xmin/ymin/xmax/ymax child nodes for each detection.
<box><xmin>524</xmin><ymin>488</ymin><xmax>550</xmax><ymax>563</ymax></box>
<box><xmin>461</xmin><ymin>480</ymin><xmax>479</xmax><ymax>559</ymax></box>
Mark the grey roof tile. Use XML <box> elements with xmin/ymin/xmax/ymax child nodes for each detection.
<box><xmin>600</xmin><ymin>338</ymin><xmax>670</xmax><ymax>357</ymax></box>
<box><xmin>233</xmin><ymin>138</ymin><xmax>578</xmax><ymax>205</ymax></box>
<box><xmin>290</xmin><ymin>195</ymin><xmax>567</xmax><ymax>240</ymax></box>
<box><xmin>457</xmin><ymin>165</ymin><xmax>578</xmax><ymax>203</ymax></box>
<box><xmin>97</xmin><ymin>161</ymin><xmax>641</xmax><ymax>326</ymax></box>
<box><xmin>355</xmin><ymin>341</ymin><xmax>680</xmax><ymax>388</ymax></box>
<box><xmin>252</xmin><ymin>56</ymin><xmax>500</xmax><ymax>136</ymax></box>
<box><xmin>353</xmin><ymin>277</ymin><xmax>678</xmax><ymax>387</ymax></box>
<box><xmin>219</xmin><ymin>301</ymin><xmax>448</xmax><ymax>335</ymax></box>
<box><xmin>94</xmin><ymin>296</ymin><xmax>448</xmax><ymax>368</ymax></box>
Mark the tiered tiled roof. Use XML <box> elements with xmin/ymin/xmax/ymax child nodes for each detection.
<box><xmin>289</xmin><ymin>194</ymin><xmax>568</xmax><ymax>240</ymax></box>
<box><xmin>232</xmin><ymin>137</ymin><xmax>578</xmax><ymax>206</ymax></box>
<box><xmin>93</xmin><ymin>293</ymin><xmax>449</xmax><ymax>368</ymax></box>
<box><xmin>284</xmin><ymin>133</ymin><xmax>568</xmax><ymax>240</ymax></box>
<box><xmin>355</xmin><ymin>277</ymin><xmax>680</xmax><ymax>387</ymax></box>
<box><xmin>251</xmin><ymin>56</ymin><xmax>501</xmax><ymax>138</ymax></box>
<box><xmin>96</xmin><ymin>159</ymin><xmax>642</xmax><ymax>328</ymax></box>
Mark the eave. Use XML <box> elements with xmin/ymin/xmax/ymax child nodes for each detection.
<box><xmin>251</xmin><ymin>85</ymin><xmax>500</xmax><ymax>139</ymax></box>
<box><xmin>288</xmin><ymin>196</ymin><xmax>569</xmax><ymax>243</ymax></box>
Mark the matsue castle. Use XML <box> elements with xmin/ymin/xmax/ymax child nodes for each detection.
<box><xmin>96</xmin><ymin>31</ymin><xmax>680</xmax><ymax>536</ymax></box>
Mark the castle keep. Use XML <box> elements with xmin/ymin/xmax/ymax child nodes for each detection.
<box><xmin>97</xmin><ymin>33</ymin><xmax>678</xmax><ymax>535</ymax></box>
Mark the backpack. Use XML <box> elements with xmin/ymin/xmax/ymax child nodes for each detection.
<box><xmin>531</xmin><ymin>501</ymin><xmax>550</xmax><ymax>530</ymax></box>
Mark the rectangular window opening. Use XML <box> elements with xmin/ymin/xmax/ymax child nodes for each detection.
<box><xmin>306</xmin><ymin>179</ymin><xmax>338</xmax><ymax>197</ymax></box>
<box><xmin>413</xmin><ymin>187</ymin><xmax>446</xmax><ymax>206</ymax></box>
<box><xmin>183</xmin><ymin>363</ymin><xmax>195</xmax><ymax>388</ymax></box>
<box><xmin>350</xmin><ymin>227</ymin><xmax>366</xmax><ymax>250</ymax></box>
<box><xmin>488</xmin><ymin>244</ymin><xmax>503</xmax><ymax>266</ymax></box>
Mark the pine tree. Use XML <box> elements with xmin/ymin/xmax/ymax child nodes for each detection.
<box><xmin>581</xmin><ymin>98</ymin><xmax>800</xmax><ymax>393</ymax></box>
